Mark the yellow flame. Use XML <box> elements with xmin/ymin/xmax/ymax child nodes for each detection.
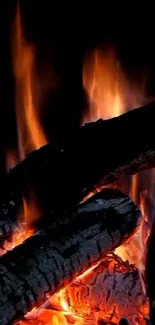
<box><xmin>82</xmin><ymin>47</ymin><xmax>146</xmax><ymax>124</ymax></box>
<box><xmin>131</xmin><ymin>174</ymin><xmax>139</xmax><ymax>203</ymax></box>
<box><xmin>22</xmin><ymin>194</ymin><xmax>40</xmax><ymax>227</ymax></box>
<box><xmin>82</xmin><ymin>46</ymin><xmax>149</xmax><ymax>276</ymax></box>
<box><xmin>82</xmin><ymin>48</ymin><xmax>126</xmax><ymax>122</ymax></box>
<box><xmin>12</xmin><ymin>2</ymin><xmax>47</xmax><ymax>162</ymax></box>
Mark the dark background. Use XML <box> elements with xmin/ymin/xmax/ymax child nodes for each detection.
<box><xmin>2</xmin><ymin>1</ymin><xmax>155</xmax><ymax>176</ymax></box>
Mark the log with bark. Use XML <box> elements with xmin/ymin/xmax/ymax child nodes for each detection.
<box><xmin>65</xmin><ymin>253</ymin><xmax>148</xmax><ymax>325</ymax></box>
<box><xmin>0</xmin><ymin>101</ymin><xmax>155</xmax><ymax>243</ymax></box>
<box><xmin>0</xmin><ymin>189</ymin><xmax>141</xmax><ymax>325</ymax></box>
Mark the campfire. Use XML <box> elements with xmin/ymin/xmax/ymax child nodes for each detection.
<box><xmin>2</xmin><ymin>2</ymin><xmax>155</xmax><ymax>325</ymax></box>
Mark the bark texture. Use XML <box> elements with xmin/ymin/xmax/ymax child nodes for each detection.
<box><xmin>0</xmin><ymin>101</ymin><xmax>155</xmax><ymax>242</ymax></box>
<box><xmin>0</xmin><ymin>189</ymin><xmax>141</xmax><ymax>325</ymax></box>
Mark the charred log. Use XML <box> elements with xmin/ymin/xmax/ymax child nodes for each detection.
<box><xmin>0</xmin><ymin>188</ymin><xmax>140</xmax><ymax>251</ymax></box>
<box><xmin>65</xmin><ymin>254</ymin><xmax>148</xmax><ymax>325</ymax></box>
<box><xmin>0</xmin><ymin>101</ymin><xmax>155</xmax><ymax>239</ymax></box>
<box><xmin>0</xmin><ymin>189</ymin><xmax>141</xmax><ymax>325</ymax></box>
<box><xmin>0</xmin><ymin>216</ymin><xmax>24</xmax><ymax>247</ymax></box>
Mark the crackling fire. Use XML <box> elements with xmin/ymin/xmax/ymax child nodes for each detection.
<box><xmin>2</xmin><ymin>4</ymin><xmax>154</xmax><ymax>325</ymax></box>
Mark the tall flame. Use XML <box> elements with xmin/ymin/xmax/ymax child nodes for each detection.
<box><xmin>83</xmin><ymin>48</ymin><xmax>125</xmax><ymax>121</ymax></box>
<box><xmin>12</xmin><ymin>2</ymin><xmax>47</xmax><ymax>162</ymax></box>
<box><xmin>3</xmin><ymin>2</ymin><xmax>46</xmax><ymax>247</ymax></box>
<box><xmin>82</xmin><ymin>47</ymin><xmax>148</xmax><ymax>274</ymax></box>
<box><xmin>82</xmin><ymin>47</ymin><xmax>146</xmax><ymax>123</ymax></box>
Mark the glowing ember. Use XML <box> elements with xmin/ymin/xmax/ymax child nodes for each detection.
<box><xmin>0</xmin><ymin>195</ymin><xmax>38</xmax><ymax>256</ymax></box>
<box><xmin>66</xmin><ymin>254</ymin><xmax>148</xmax><ymax>325</ymax></box>
<box><xmin>12</xmin><ymin>2</ymin><xmax>47</xmax><ymax>163</ymax></box>
<box><xmin>0</xmin><ymin>228</ymin><xmax>34</xmax><ymax>256</ymax></box>
<box><xmin>16</xmin><ymin>254</ymin><xmax>148</xmax><ymax>325</ymax></box>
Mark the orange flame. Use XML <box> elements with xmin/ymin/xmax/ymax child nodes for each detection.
<box><xmin>83</xmin><ymin>46</ymin><xmax>149</xmax><ymax>278</ymax></box>
<box><xmin>10</xmin><ymin>35</ymin><xmax>151</xmax><ymax>325</ymax></box>
<box><xmin>0</xmin><ymin>196</ymin><xmax>38</xmax><ymax>256</ymax></box>
<box><xmin>4</xmin><ymin>1</ymin><xmax>46</xmax><ymax>237</ymax></box>
<box><xmin>6</xmin><ymin>150</ymin><xmax>19</xmax><ymax>172</ymax></box>
<box><xmin>12</xmin><ymin>2</ymin><xmax>47</xmax><ymax>162</ymax></box>
<box><xmin>19</xmin><ymin>290</ymin><xmax>83</xmax><ymax>325</ymax></box>
<box><xmin>82</xmin><ymin>47</ymin><xmax>146</xmax><ymax>124</ymax></box>
<box><xmin>82</xmin><ymin>48</ymin><xmax>124</xmax><ymax>122</ymax></box>
<box><xmin>131</xmin><ymin>174</ymin><xmax>139</xmax><ymax>203</ymax></box>
<box><xmin>21</xmin><ymin>193</ymin><xmax>40</xmax><ymax>228</ymax></box>
<box><xmin>115</xmin><ymin>173</ymin><xmax>147</xmax><ymax>272</ymax></box>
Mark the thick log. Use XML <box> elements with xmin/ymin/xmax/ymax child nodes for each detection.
<box><xmin>0</xmin><ymin>188</ymin><xmax>139</xmax><ymax>252</ymax></box>
<box><xmin>0</xmin><ymin>101</ymin><xmax>155</xmax><ymax>242</ymax></box>
<box><xmin>65</xmin><ymin>254</ymin><xmax>148</xmax><ymax>325</ymax></box>
<box><xmin>0</xmin><ymin>189</ymin><xmax>141</xmax><ymax>325</ymax></box>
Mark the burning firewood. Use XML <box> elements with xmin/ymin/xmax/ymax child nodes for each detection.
<box><xmin>65</xmin><ymin>253</ymin><xmax>148</xmax><ymax>325</ymax></box>
<box><xmin>0</xmin><ymin>189</ymin><xmax>141</xmax><ymax>325</ymax></box>
<box><xmin>20</xmin><ymin>254</ymin><xmax>148</xmax><ymax>325</ymax></box>
<box><xmin>0</xmin><ymin>188</ymin><xmax>140</xmax><ymax>252</ymax></box>
<box><xmin>0</xmin><ymin>101</ymin><xmax>155</xmax><ymax>243</ymax></box>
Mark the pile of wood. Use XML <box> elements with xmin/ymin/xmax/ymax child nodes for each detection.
<box><xmin>0</xmin><ymin>102</ymin><xmax>155</xmax><ymax>324</ymax></box>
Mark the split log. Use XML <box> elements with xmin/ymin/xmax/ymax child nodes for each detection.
<box><xmin>0</xmin><ymin>189</ymin><xmax>141</xmax><ymax>325</ymax></box>
<box><xmin>65</xmin><ymin>254</ymin><xmax>148</xmax><ymax>325</ymax></box>
<box><xmin>0</xmin><ymin>101</ymin><xmax>155</xmax><ymax>242</ymax></box>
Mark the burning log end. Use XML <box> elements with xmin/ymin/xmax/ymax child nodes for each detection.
<box><xmin>0</xmin><ymin>189</ymin><xmax>141</xmax><ymax>325</ymax></box>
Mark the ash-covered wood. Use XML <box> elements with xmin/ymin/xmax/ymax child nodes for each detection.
<box><xmin>0</xmin><ymin>101</ymin><xmax>155</xmax><ymax>241</ymax></box>
<box><xmin>66</xmin><ymin>254</ymin><xmax>148</xmax><ymax>325</ymax></box>
<box><xmin>0</xmin><ymin>189</ymin><xmax>141</xmax><ymax>325</ymax></box>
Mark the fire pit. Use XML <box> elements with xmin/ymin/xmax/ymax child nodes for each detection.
<box><xmin>2</xmin><ymin>2</ymin><xmax>155</xmax><ymax>325</ymax></box>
